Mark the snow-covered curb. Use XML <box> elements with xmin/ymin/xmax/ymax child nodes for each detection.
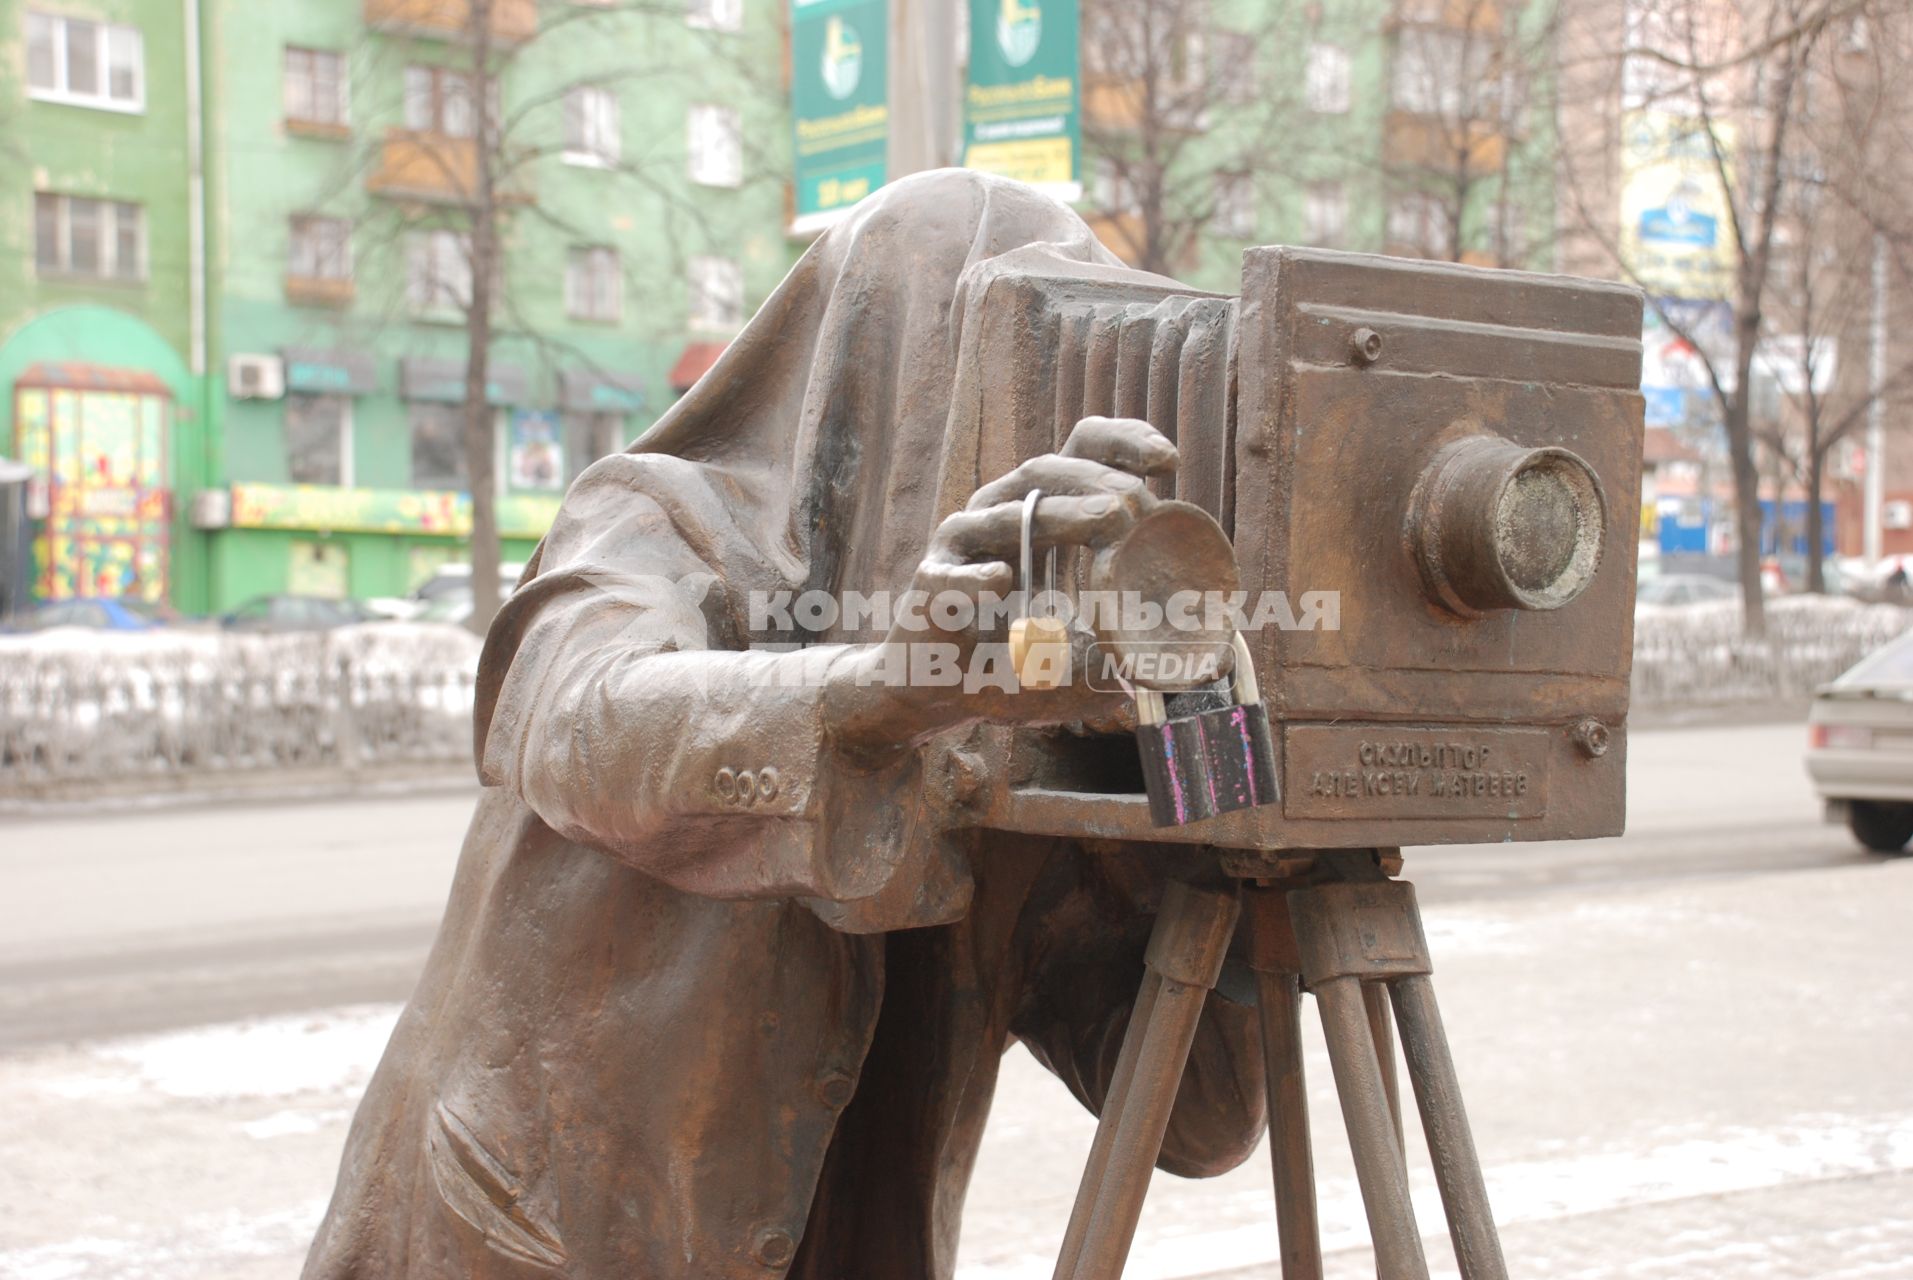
<box><xmin>0</xmin><ymin>623</ymin><xmax>481</xmax><ymax>793</ymax></box>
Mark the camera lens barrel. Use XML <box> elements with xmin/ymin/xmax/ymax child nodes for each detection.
<box><xmin>1406</xmin><ymin>435</ymin><xmax>1608</xmax><ymax>616</ymax></box>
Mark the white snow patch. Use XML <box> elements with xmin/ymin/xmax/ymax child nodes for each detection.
<box><xmin>241</xmin><ymin>1105</ymin><xmax>355</xmax><ymax>1140</ymax></box>
<box><xmin>41</xmin><ymin>1005</ymin><xmax>400</xmax><ymax>1104</ymax></box>
<box><xmin>954</xmin><ymin>1110</ymin><xmax>1913</xmax><ymax>1280</ymax></box>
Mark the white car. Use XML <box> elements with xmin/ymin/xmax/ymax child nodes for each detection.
<box><xmin>1806</xmin><ymin>629</ymin><xmax>1913</xmax><ymax>853</ymax></box>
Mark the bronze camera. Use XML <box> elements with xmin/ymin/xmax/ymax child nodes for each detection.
<box><xmin>938</xmin><ymin>245</ymin><xmax>1645</xmax><ymax>853</ymax></box>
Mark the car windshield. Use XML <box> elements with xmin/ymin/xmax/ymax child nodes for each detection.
<box><xmin>1836</xmin><ymin>630</ymin><xmax>1913</xmax><ymax>687</ymax></box>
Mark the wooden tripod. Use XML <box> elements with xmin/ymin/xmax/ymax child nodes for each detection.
<box><xmin>1051</xmin><ymin>855</ymin><xmax>1509</xmax><ymax>1280</ymax></box>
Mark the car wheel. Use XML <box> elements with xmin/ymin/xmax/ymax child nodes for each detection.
<box><xmin>1847</xmin><ymin>801</ymin><xmax>1913</xmax><ymax>854</ymax></box>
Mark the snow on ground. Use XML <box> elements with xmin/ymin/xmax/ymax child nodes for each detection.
<box><xmin>2</xmin><ymin>859</ymin><xmax>1908</xmax><ymax>1280</ymax></box>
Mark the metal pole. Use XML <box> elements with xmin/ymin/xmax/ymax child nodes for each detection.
<box><xmin>1866</xmin><ymin>232</ymin><xmax>1888</xmax><ymax>567</ymax></box>
<box><xmin>888</xmin><ymin>0</ymin><xmax>959</xmax><ymax>178</ymax></box>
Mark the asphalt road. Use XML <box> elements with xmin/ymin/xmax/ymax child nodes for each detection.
<box><xmin>0</xmin><ymin>715</ymin><xmax>1867</xmax><ymax>1050</ymax></box>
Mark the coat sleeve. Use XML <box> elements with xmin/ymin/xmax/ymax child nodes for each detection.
<box><xmin>1009</xmin><ymin>858</ymin><xmax>1266</xmax><ymax>1177</ymax></box>
<box><xmin>474</xmin><ymin>453</ymin><xmax>969</xmax><ymax>922</ymax></box>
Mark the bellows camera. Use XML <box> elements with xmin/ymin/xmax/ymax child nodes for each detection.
<box><xmin>938</xmin><ymin>245</ymin><xmax>1645</xmax><ymax>853</ymax></box>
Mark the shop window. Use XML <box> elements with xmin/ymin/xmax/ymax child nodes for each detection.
<box><xmin>410</xmin><ymin>403</ymin><xmax>468</xmax><ymax>490</ymax></box>
<box><xmin>688</xmin><ymin>103</ymin><xmax>742</xmax><ymax>187</ymax></box>
<box><xmin>27</xmin><ymin>12</ymin><xmax>144</xmax><ymax>112</ymax></box>
<box><xmin>687</xmin><ymin>255</ymin><xmax>743</xmax><ymax>330</ymax></box>
<box><xmin>284</xmin><ymin>47</ymin><xmax>348</xmax><ymax>128</ymax></box>
<box><xmin>286</xmin><ymin>394</ymin><xmax>351</xmax><ymax>486</ymax></box>
<box><xmin>35</xmin><ymin>194</ymin><xmax>144</xmax><ymax>282</ymax></box>
<box><xmin>289</xmin><ymin>540</ymin><xmax>351</xmax><ymax>599</ymax></box>
<box><xmin>563</xmin><ymin>85</ymin><xmax>620</xmax><ymax>166</ymax></box>
<box><xmin>565</xmin><ymin>246</ymin><xmax>621</xmax><ymax>322</ymax></box>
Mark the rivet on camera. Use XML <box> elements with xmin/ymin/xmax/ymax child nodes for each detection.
<box><xmin>751</xmin><ymin>1227</ymin><xmax>796</xmax><ymax>1268</ymax></box>
<box><xmin>1350</xmin><ymin>326</ymin><xmax>1384</xmax><ymax>365</ymax></box>
<box><xmin>1571</xmin><ymin>718</ymin><xmax>1611</xmax><ymax>759</ymax></box>
<box><xmin>714</xmin><ymin>767</ymin><xmax>737</xmax><ymax>803</ymax></box>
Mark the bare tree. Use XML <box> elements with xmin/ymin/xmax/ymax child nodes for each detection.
<box><xmin>1557</xmin><ymin>0</ymin><xmax>1908</xmax><ymax>634</ymax></box>
<box><xmin>327</xmin><ymin>0</ymin><xmax>781</xmax><ymax>632</ymax></box>
<box><xmin>1382</xmin><ymin>0</ymin><xmax>1559</xmax><ymax>268</ymax></box>
<box><xmin>1076</xmin><ymin>0</ymin><xmax>1315</xmax><ymax>277</ymax></box>
<box><xmin>1759</xmin><ymin>7</ymin><xmax>1913</xmax><ymax>589</ymax></box>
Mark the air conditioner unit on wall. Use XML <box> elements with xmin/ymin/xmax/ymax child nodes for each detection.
<box><xmin>228</xmin><ymin>354</ymin><xmax>286</xmax><ymax>401</ymax></box>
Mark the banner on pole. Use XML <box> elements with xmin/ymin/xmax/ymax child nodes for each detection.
<box><xmin>963</xmin><ymin>0</ymin><xmax>1080</xmax><ymax>200</ymax></box>
<box><xmin>790</xmin><ymin>0</ymin><xmax>889</xmax><ymax>234</ymax></box>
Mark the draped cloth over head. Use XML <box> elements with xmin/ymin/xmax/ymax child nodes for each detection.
<box><xmin>306</xmin><ymin>170</ymin><xmax>1265</xmax><ymax>1280</ymax></box>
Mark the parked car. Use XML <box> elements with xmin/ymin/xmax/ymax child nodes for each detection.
<box><xmin>220</xmin><ymin>594</ymin><xmax>379</xmax><ymax>633</ymax></box>
<box><xmin>1635</xmin><ymin>574</ymin><xmax>1738</xmax><ymax>609</ymax></box>
<box><xmin>5</xmin><ymin>597</ymin><xmax>178</xmax><ymax>632</ymax></box>
<box><xmin>1806</xmin><ymin>629</ymin><xmax>1913</xmax><ymax>853</ymax></box>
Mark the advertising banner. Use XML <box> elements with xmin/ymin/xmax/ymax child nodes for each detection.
<box><xmin>790</xmin><ymin>0</ymin><xmax>888</xmax><ymax>234</ymax></box>
<box><xmin>1620</xmin><ymin>112</ymin><xmax>1737</xmax><ymax>302</ymax></box>
<box><xmin>964</xmin><ymin>0</ymin><xmax>1080</xmax><ymax>198</ymax></box>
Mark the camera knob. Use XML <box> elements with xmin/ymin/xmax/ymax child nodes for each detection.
<box><xmin>1405</xmin><ymin>436</ymin><xmax>1608</xmax><ymax>616</ymax></box>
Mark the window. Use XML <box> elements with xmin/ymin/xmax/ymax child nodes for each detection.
<box><xmin>563</xmin><ymin>85</ymin><xmax>620</xmax><ymax>166</ymax></box>
<box><xmin>26</xmin><ymin>12</ymin><xmax>144</xmax><ymax>111</ymax></box>
<box><xmin>288</xmin><ymin>216</ymin><xmax>352</xmax><ymax>281</ymax></box>
<box><xmin>1387</xmin><ymin>191</ymin><xmax>1453</xmax><ymax>259</ymax></box>
<box><xmin>403</xmin><ymin>65</ymin><xmax>482</xmax><ymax>138</ymax></box>
<box><xmin>688</xmin><ymin>104</ymin><xmax>742</xmax><ymax>187</ymax></box>
<box><xmin>1093</xmin><ymin>157</ymin><xmax>1140</xmax><ymax>217</ymax></box>
<box><xmin>687</xmin><ymin>255</ymin><xmax>743</xmax><ymax>330</ymax></box>
<box><xmin>34</xmin><ymin>194</ymin><xmax>143</xmax><ymax>280</ymax></box>
<box><xmin>1210</xmin><ymin>30</ymin><xmax>1258</xmax><ymax>105</ymax></box>
<box><xmin>687</xmin><ymin>0</ymin><xmax>743</xmax><ymax>31</ymax></box>
<box><xmin>407</xmin><ymin>229</ymin><xmax>473</xmax><ymax>314</ymax></box>
<box><xmin>563</xmin><ymin>412</ymin><xmax>624</xmax><ymax>484</ymax></box>
<box><xmin>1304</xmin><ymin>181</ymin><xmax>1347</xmax><ymax>247</ymax></box>
<box><xmin>1305</xmin><ymin>43</ymin><xmax>1350</xmax><ymax>114</ymax></box>
<box><xmin>566</xmin><ymin>246</ymin><xmax>621</xmax><ymax>322</ymax></box>
<box><xmin>1213</xmin><ymin>173</ymin><xmax>1255</xmax><ymax>239</ymax></box>
<box><xmin>284</xmin><ymin>48</ymin><xmax>348</xmax><ymax>127</ymax></box>
<box><xmin>1391</xmin><ymin>29</ymin><xmax>1494</xmax><ymax>117</ymax></box>
<box><xmin>410</xmin><ymin>403</ymin><xmax>467</xmax><ymax>490</ymax></box>
<box><xmin>285</xmin><ymin>395</ymin><xmax>351</xmax><ymax>486</ymax></box>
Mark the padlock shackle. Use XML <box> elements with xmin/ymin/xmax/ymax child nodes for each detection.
<box><xmin>1230</xmin><ymin>632</ymin><xmax>1260</xmax><ymax>706</ymax></box>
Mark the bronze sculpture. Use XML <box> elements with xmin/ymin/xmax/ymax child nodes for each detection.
<box><xmin>307</xmin><ymin>166</ymin><xmax>1644</xmax><ymax>1279</ymax></box>
<box><xmin>305</xmin><ymin>170</ymin><xmax>1269</xmax><ymax>1280</ymax></box>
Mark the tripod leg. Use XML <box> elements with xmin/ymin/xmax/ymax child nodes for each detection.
<box><xmin>1391</xmin><ymin>975</ymin><xmax>1508</xmax><ymax>1280</ymax></box>
<box><xmin>1246</xmin><ymin>887</ymin><xmax>1322</xmax><ymax>1280</ymax></box>
<box><xmin>1365</xmin><ymin>980</ymin><xmax>1405</xmax><ymax>1158</ymax></box>
<box><xmin>1053</xmin><ymin>971</ymin><xmax>1162</xmax><ymax>1278</ymax></box>
<box><xmin>1316</xmin><ymin>975</ymin><xmax>1431</xmax><ymax>1280</ymax></box>
<box><xmin>1053</xmin><ymin>883</ymin><xmax>1239</xmax><ymax>1280</ymax></box>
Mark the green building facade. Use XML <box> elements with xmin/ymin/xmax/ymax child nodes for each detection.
<box><xmin>4</xmin><ymin>0</ymin><xmax>793</xmax><ymax>614</ymax></box>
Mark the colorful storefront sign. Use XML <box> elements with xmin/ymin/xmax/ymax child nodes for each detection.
<box><xmin>964</xmin><ymin>0</ymin><xmax>1080</xmax><ymax>197</ymax></box>
<box><xmin>228</xmin><ymin>483</ymin><xmax>561</xmax><ymax>540</ymax></box>
<box><xmin>790</xmin><ymin>0</ymin><xmax>889</xmax><ymax>233</ymax></box>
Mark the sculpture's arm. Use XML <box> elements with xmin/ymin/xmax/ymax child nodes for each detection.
<box><xmin>475</xmin><ymin>453</ymin><xmax>930</xmax><ymax>910</ymax></box>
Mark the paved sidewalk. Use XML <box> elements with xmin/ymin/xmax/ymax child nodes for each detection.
<box><xmin>1</xmin><ymin>859</ymin><xmax>1909</xmax><ymax>1279</ymax></box>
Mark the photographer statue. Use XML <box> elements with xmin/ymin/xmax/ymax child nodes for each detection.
<box><xmin>304</xmin><ymin>170</ymin><xmax>1267</xmax><ymax>1280</ymax></box>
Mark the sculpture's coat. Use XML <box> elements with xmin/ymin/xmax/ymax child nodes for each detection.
<box><xmin>304</xmin><ymin>170</ymin><xmax>1265</xmax><ymax>1280</ymax></box>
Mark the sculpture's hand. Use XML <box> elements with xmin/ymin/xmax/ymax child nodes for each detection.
<box><xmin>827</xmin><ymin>416</ymin><xmax>1176</xmax><ymax>756</ymax></box>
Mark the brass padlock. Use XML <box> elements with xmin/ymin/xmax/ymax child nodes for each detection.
<box><xmin>1009</xmin><ymin>489</ymin><xmax>1069</xmax><ymax>689</ymax></box>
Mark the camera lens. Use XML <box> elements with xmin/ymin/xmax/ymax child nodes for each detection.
<box><xmin>1407</xmin><ymin>436</ymin><xmax>1608</xmax><ymax>616</ymax></box>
